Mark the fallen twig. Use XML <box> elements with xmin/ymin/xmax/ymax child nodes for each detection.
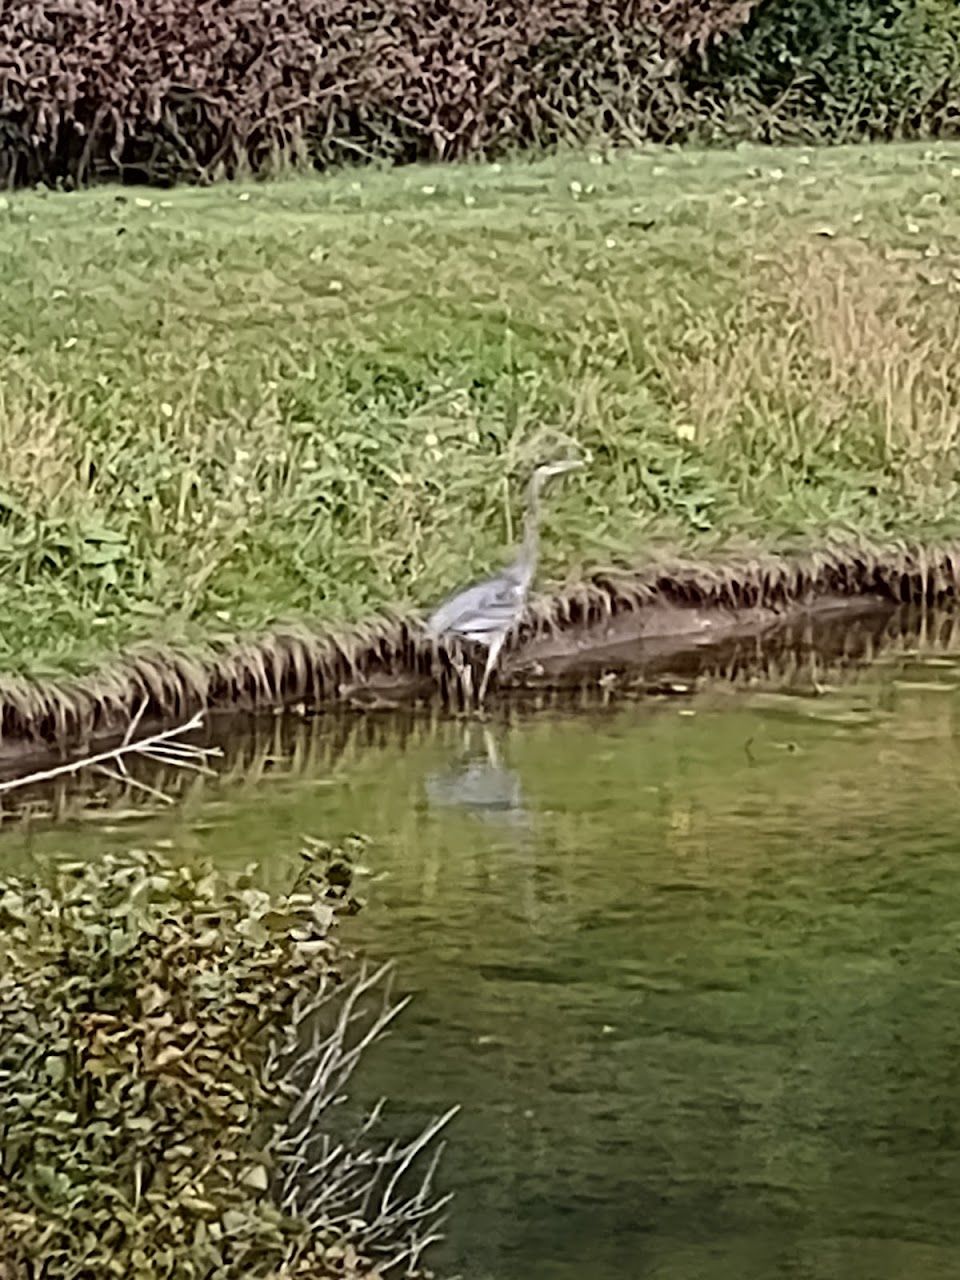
<box><xmin>270</xmin><ymin>961</ymin><xmax>459</xmax><ymax>1274</ymax></box>
<box><xmin>0</xmin><ymin>703</ymin><xmax>221</xmax><ymax>799</ymax></box>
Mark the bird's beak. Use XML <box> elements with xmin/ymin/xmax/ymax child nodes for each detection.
<box><xmin>532</xmin><ymin>457</ymin><xmax>586</xmax><ymax>484</ymax></box>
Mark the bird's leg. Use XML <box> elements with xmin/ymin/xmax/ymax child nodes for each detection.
<box><xmin>444</xmin><ymin>640</ymin><xmax>473</xmax><ymax>712</ymax></box>
<box><xmin>459</xmin><ymin>653</ymin><xmax>474</xmax><ymax>711</ymax></box>
<box><xmin>478</xmin><ymin>633</ymin><xmax>506</xmax><ymax>705</ymax></box>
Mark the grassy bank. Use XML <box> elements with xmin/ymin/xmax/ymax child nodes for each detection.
<box><xmin>2</xmin><ymin>141</ymin><xmax>960</xmax><ymax>680</ymax></box>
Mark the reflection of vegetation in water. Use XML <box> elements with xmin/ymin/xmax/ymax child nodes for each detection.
<box><xmin>335</xmin><ymin>669</ymin><xmax>960</xmax><ymax>1278</ymax></box>
<box><xmin>0</xmin><ymin>842</ymin><xmax>453</xmax><ymax>1279</ymax></box>
<box><xmin>6</xmin><ymin>630</ymin><xmax>960</xmax><ymax>1276</ymax></box>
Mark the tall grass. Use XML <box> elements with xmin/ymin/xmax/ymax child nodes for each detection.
<box><xmin>1</xmin><ymin>143</ymin><xmax>960</xmax><ymax>678</ymax></box>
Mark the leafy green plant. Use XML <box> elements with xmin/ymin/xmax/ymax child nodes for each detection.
<box><xmin>0</xmin><ymin>839</ymin><xmax>453</xmax><ymax>1278</ymax></box>
<box><xmin>698</xmin><ymin>0</ymin><xmax>960</xmax><ymax>141</ymax></box>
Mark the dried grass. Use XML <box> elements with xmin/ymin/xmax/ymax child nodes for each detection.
<box><xmin>657</xmin><ymin>242</ymin><xmax>960</xmax><ymax>483</ymax></box>
<box><xmin>0</xmin><ymin>379</ymin><xmax>86</xmax><ymax>514</ymax></box>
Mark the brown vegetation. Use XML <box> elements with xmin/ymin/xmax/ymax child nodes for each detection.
<box><xmin>0</xmin><ymin>0</ymin><xmax>758</xmax><ymax>185</ymax></box>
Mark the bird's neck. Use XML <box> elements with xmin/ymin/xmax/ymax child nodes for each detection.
<box><xmin>515</xmin><ymin>474</ymin><xmax>542</xmax><ymax>589</ymax></box>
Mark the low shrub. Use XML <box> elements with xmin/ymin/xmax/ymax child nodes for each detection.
<box><xmin>0</xmin><ymin>839</ymin><xmax>452</xmax><ymax>1278</ymax></box>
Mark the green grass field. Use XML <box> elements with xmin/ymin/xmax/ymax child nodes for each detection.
<box><xmin>2</xmin><ymin>142</ymin><xmax>960</xmax><ymax>678</ymax></box>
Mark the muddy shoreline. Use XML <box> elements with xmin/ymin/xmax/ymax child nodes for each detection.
<box><xmin>3</xmin><ymin>540</ymin><xmax>960</xmax><ymax>773</ymax></box>
<box><xmin>0</xmin><ymin>595</ymin><xmax>873</xmax><ymax>776</ymax></box>
<box><xmin>2</xmin><ymin>595</ymin><xmax>954</xmax><ymax>820</ymax></box>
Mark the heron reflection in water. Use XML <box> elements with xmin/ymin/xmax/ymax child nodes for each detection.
<box><xmin>424</xmin><ymin>726</ymin><xmax>528</xmax><ymax>829</ymax></box>
<box><xmin>425</xmin><ymin>458</ymin><xmax>583</xmax><ymax>705</ymax></box>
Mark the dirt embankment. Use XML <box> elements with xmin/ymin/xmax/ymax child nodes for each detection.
<box><xmin>1</xmin><ymin>540</ymin><xmax>958</xmax><ymax>776</ymax></box>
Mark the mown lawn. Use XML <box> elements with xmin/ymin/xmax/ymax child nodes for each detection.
<box><xmin>2</xmin><ymin>142</ymin><xmax>960</xmax><ymax>677</ymax></box>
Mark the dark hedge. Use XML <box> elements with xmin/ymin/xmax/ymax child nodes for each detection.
<box><xmin>1</xmin><ymin>0</ymin><xmax>957</xmax><ymax>189</ymax></box>
<box><xmin>0</xmin><ymin>0</ymin><xmax>759</xmax><ymax>187</ymax></box>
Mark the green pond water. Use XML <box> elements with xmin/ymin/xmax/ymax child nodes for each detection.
<box><xmin>5</xmin><ymin>610</ymin><xmax>960</xmax><ymax>1279</ymax></box>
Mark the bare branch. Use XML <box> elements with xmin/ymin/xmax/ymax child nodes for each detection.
<box><xmin>120</xmin><ymin>696</ymin><xmax>149</xmax><ymax>748</ymax></box>
<box><xmin>0</xmin><ymin>710</ymin><xmax>221</xmax><ymax>797</ymax></box>
<box><xmin>93</xmin><ymin>765</ymin><xmax>177</xmax><ymax>807</ymax></box>
<box><xmin>269</xmin><ymin>963</ymin><xmax>458</xmax><ymax>1275</ymax></box>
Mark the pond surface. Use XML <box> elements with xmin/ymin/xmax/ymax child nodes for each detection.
<box><xmin>6</xmin><ymin>608</ymin><xmax>960</xmax><ymax>1279</ymax></box>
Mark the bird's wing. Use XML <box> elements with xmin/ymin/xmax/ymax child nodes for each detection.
<box><xmin>425</xmin><ymin>573</ymin><xmax>526</xmax><ymax>641</ymax></box>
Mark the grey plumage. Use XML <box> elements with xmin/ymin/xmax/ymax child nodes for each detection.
<box><xmin>425</xmin><ymin>458</ymin><xmax>582</xmax><ymax>702</ymax></box>
<box><xmin>424</xmin><ymin>565</ymin><xmax>526</xmax><ymax>645</ymax></box>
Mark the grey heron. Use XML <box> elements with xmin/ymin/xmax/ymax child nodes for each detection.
<box><xmin>424</xmin><ymin>458</ymin><xmax>583</xmax><ymax>703</ymax></box>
